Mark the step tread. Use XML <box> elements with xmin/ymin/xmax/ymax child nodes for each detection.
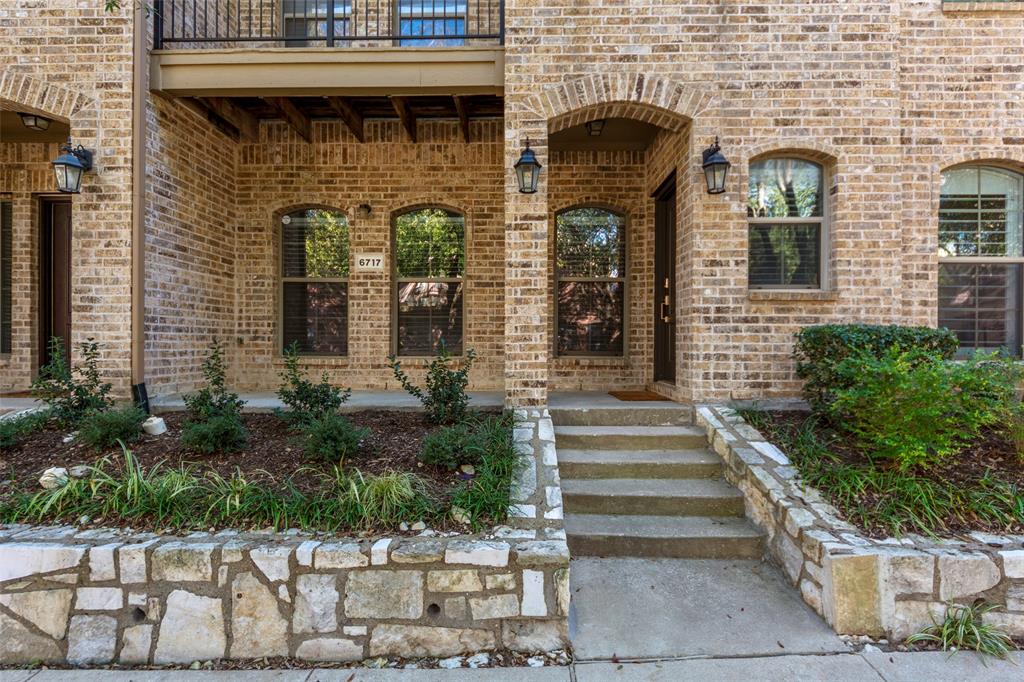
<box><xmin>565</xmin><ymin>513</ymin><xmax>763</xmax><ymax>539</ymax></box>
<box><xmin>562</xmin><ymin>477</ymin><xmax>743</xmax><ymax>499</ymax></box>
<box><xmin>554</xmin><ymin>425</ymin><xmax>705</xmax><ymax>437</ymax></box>
<box><xmin>557</xmin><ymin>448</ymin><xmax>720</xmax><ymax>466</ymax></box>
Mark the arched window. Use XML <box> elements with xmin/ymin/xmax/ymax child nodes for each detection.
<box><xmin>938</xmin><ymin>165</ymin><xmax>1024</xmax><ymax>355</ymax></box>
<box><xmin>280</xmin><ymin>207</ymin><xmax>350</xmax><ymax>355</ymax></box>
<box><xmin>747</xmin><ymin>157</ymin><xmax>825</xmax><ymax>288</ymax></box>
<box><xmin>393</xmin><ymin>207</ymin><xmax>465</xmax><ymax>355</ymax></box>
<box><xmin>555</xmin><ymin>207</ymin><xmax>626</xmax><ymax>356</ymax></box>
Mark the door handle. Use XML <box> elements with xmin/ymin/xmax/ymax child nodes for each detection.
<box><xmin>660</xmin><ymin>298</ymin><xmax>671</xmax><ymax>323</ymax></box>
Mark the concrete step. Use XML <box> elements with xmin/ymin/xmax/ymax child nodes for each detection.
<box><xmin>558</xmin><ymin>448</ymin><xmax>722</xmax><ymax>480</ymax></box>
<box><xmin>565</xmin><ymin>513</ymin><xmax>764</xmax><ymax>559</ymax></box>
<box><xmin>562</xmin><ymin>478</ymin><xmax>745</xmax><ymax>517</ymax></box>
<box><xmin>554</xmin><ymin>425</ymin><xmax>706</xmax><ymax>450</ymax></box>
<box><xmin>549</xmin><ymin>406</ymin><xmax>693</xmax><ymax>427</ymax></box>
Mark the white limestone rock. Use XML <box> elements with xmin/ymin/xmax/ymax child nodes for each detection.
<box><xmin>154</xmin><ymin>590</ymin><xmax>226</xmax><ymax>663</ymax></box>
<box><xmin>250</xmin><ymin>545</ymin><xmax>293</xmax><ymax>583</ymax></box>
<box><xmin>75</xmin><ymin>587</ymin><xmax>124</xmax><ymax>611</ymax></box>
<box><xmin>0</xmin><ymin>612</ymin><xmax>62</xmax><ymax>664</ymax></box>
<box><xmin>67</xmin><ymin>615</ymin><xmax>118</xmax><ymax>665</ymax></box>
<box><xmin>427</xmin><ymin>569</ymin><xmax>483</xmax><ymax>592</ymax></box>
<box><xmin>521</xmin><ymin>570</ymin><xmax>546</xmax><ymax>617</ymax></box>
<box><xmin>294</xmin><ymin>573</ymin><xmax>339</xmax><ymax>633</ymax></box>
<box><xmin>469</xmin><ymin>594</ymin><xmax>519</xmax><ymax>619</ymax></box>
<box><xmin>444</xmin><ymin>539</ymin><xmax>509</xmax><ymax>567</ymax></box>
<box><xmin>230</xmin><ymin>572</ymin><xmax>288</xmax><ymax>658</ymax></box>
<box><xmin>39</xmin><ymin>467</ymin><xmax>69</xmax><ymax>489</ymax></box>
<box><xmin>344</xmin><ymin>570</ymin><xmax>423</xmax><ymax>619</ymax></box>
<box><xmin>314</xmin><ymin>542</ymin><xmax>368</xmax><ymax>569</ymax></box>
<box><xmin>368</xmin><ymin>624</ymin><xmax>495</xmax><ymax>658</ymax></box>
<box><xmin>295</xmin><ymin>637</ymin><xmax>363</xmax><ymax>662</ymax></box>
<box><xmin>0</xmin><ymin>542</ymin><xmax>86</xmax><ymax>582</ymax></box>
<box><xmin>0</xmin><ymin>588</ymin><xmax>72</xmax><ymax>639</ymax></box>
<box><xmin>938</xmin><ymin>553</ymin><xmax>1001</xmax><ymax>600</ymax></box>
<box><xmin>119</xmin><ymin>624</ymin><xmax>153</xmax><ymax>664</ymax></box>
<box><xmin>150</xmin><ymin>542</ymin><xmax>215</xmax><ymax>582</ymax></box>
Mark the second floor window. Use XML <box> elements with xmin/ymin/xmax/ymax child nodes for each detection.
<box><xmin>283</xmin><ymin>1</ymin><xmax>351</xmax><ymax>42</ymax></box>
<box><xmin>398</xmin><ymin>0</ymin><xmax>466</xmax><ymax>46</ymax></box>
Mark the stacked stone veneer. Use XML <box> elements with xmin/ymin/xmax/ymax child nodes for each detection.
<box><xmin>0</xmin><ymin>411</ymin><xmax>568</xmax><ymax>665</ymax></box>
<box><xmin>696</xmin><ymin>405</ymin><xmax>1024</xmax><ymax>641</ymax></box>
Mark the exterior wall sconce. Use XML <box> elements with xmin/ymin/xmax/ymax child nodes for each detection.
<box><xmin>18</xmin><ymin>112</ymin><xmax>52</xmax><ymax>131</ymax></box>
<box><xmin>701</xmin><ymin>137</ymin><xmax>730</xmax><ymax>195</ymax></box>
<box><xmin>515</xmin><ymin>138</ymin><xmax>542</xmax><ymax>194</ymax></box>
<box><xmin>52</xmin><ymin>138</ymin><xmax>94</xmax><ymax>194</ymax></box>
<box><xmin>585</xmin><ymin>119</ymin><xmax>606</xmax><ymax>136</ymax></box>
<box><xmin>356</xmin><ymin>203</ymin><xmax>372</xmax><ymax>218</ymax></box>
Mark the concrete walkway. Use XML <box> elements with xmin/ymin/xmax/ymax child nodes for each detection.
<box><xmin>1</xmin><ymin>652</ymin><xmax>1021</xmax><ymax>681</ymax></box>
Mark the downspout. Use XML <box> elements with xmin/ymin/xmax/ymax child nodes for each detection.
<box><xmin>130</xmin><ymin>4</ymin><xmax>149</xmax><ymax>411</ymax></box>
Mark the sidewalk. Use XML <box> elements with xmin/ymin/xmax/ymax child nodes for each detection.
<box><xmin>1</xmin><ymin>652</ymin><xmax>1021</xmax><ymax>682</ymax></box>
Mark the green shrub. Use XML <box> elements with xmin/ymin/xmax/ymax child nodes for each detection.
<box><xmin>389</xmin><ymin>344</ymin><xmax>476</xmax><ymax>425</ymax></box>
<box><xmin>299</xmin><ymin>413</ymin><xmax>369</xmax><ymax>463</ymax></box>
<box><xmin>794</xmin><ymin>324</ymin><xmax>959</xmax><ymax>413</ymax></box>
<box><xmin>829</xmin><ymin>348</ymin><xmax>1019</xmax><ymax>469</ymax></box>
<box><xmin>276</xmin><ymin>342</ymin><xmax>350</xmax><ymax>425</ymax></box>
<box><xmin>450</xmin><ymin>413</ymin><xmax>521</xmax><ymax>527</ymax></box>
<box><xmin>78</xmin><ymin>406</ymin><xmax>147</xmax><ymax>451</ymax></box>
<box><xmin>419</xmin><ymin>414</ymin><xmax>507</xmax><ymax>470</ymax></box>
<box><xmin>31</xmin><ymin>337</ymin><xmax>113</xmax><ymax>426</ymax></box>
<box><xmin>341</xmin><ymin>470</ymin><xmax>436</xmax><ymax>528</ymax></box>
<box><xmin>1003</xmin><ymin>403</ymin><xmax>1024</xmax><ymax>462</ymax></box>
<box><xmin>180</xmin><ymin>414</ymin><xmax>248</xmax><ymax>455</ymax></box>
<box><xmin>0</xmin><ymin>410</ymin><xmax>51</xmax><ymax>449</ymax></box>
<box><xmin>907</xmin><ymin>602</ymin><xmax>1014</xmax><ymax>660</ymax></box>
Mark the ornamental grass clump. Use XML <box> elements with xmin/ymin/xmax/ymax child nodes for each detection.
<box><xmin>907</xmin><ymin>602</ymin><xmax>1015</xmax><ymax>660</ymax></box>
<box><xmin>449</xmin><ymin>412</ymin><xmax>523</xmax><ymax>528</ymax></box>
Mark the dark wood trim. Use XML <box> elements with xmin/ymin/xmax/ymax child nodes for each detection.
<box><xmin>453</xmin><ymin>95</ymin><xmax>471</xmax><ymax>143</ymax></box>
<box><xmin>265</xmin><ymin>96</ymin><xmax>312</xmax><ymax>142</ymax></box>
<box><xmin>200</xmin><ymin>96</ymin><xmax>260</xmax><ymax>141</ymax></box>
<box><xmin>389</xmin><ymin>96</ymin><xmax>417</xmax><ymax>142</ymax></box>
<box><xmin>326</xmin><ymin>96</ymin><xmax>365</xmax><ymax>143</ymax></box>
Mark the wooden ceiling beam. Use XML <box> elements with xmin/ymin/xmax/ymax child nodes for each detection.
<box><xmin>453</xmin><ymin>95</ymin><xmax>470</xmax><ymax>143</ymax></box>
<box><xmin>264</xmin><ymin>96</ymin><xmax>312</xmax><ymax>142</ymax></box>
<box><xmin>389</xmin><ymin>96</ymin><xmax>417</xmax><ymax>143</ymax></box>
<box><xmin>199</xmin><ymin>96</ymin><xmax>259</xmax><ymax>142</ymax></box>
<box><xmin>183</xmin><ymin>98</ymin><xmax>241</xmax><ymax>142</ymax></box>
<box><xmin>326</xmin><ymin>96</ymin><xmax>365</xmax><ymax>143</ymax></box>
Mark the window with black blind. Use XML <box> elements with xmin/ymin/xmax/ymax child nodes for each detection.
<box><xmin>283</xmin><ymin>1</ymin><xmax>352</xmax><ymax>44</ymax></box>
<box><xmin>555</xmin><ymin>207</ymin><xmax>626</xmax><ymax>356</ymax></box>
<box><xmin>394</xmin><ymin>207</ymin><xmax>465</xmax><ymax>356</ymax></box>
<box><xmin>747</xmin><ymin>158</ymin><xmax>825</xmax><ymax>289</ymax></box>
<box><xmin>1</xmin><ymin>200</ymin><xmax>11</xmax><ymax>354</ymax></box>
<box><xmin>280</xmin><ymin>208</ymin><xmax>350</xmax><ymax>355</ymax></box>
<box><xmin>938</xmin><ymin>166</ymin><xmax>1024</xmax><ymax>356</ymax></box>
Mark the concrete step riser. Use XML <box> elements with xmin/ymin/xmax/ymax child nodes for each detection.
<box><xmin>556</xmin><ymin>433</ymin><xmax>707</xmax><ymax>450</ymax></box>
<box><xmin>559</xmin><ymin>461</ymin><xmax>722</xmax><ymax>480</ymax></box>
<box><xmin>550</xmin><ymin>408</ymin><xmax>694</xmax><ymax>427</ymax></box>
<box><xmin>563</xmin><ymin>493</ymin><xmax>745</xmax><ymax>517</ymax></box>
<box><xmin>567</xmin><ymin>534</ymin><xmax>764</xmax><ymax>560</ymax></box>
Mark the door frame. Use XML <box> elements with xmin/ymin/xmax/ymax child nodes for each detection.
<box><xmin>652</xmin><ymin>172</ymin><xmax>677</xmax><ymax>384</ymax></box>
<box><xmin>39</xmin><ymin>195</ymin><xmax>72</xmax><ymax>368</ymax></box>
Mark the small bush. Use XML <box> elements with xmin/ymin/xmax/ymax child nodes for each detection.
<box><xmin>0</xmin><ymin>410</ymin><xmax>51</xmax><ymax>449</ymax></box>
<box><xmin>794</xmin><ymin>324</ymin><xmax>959</xmax><ymax>413</ymax></box>
<box><xmin>31</xmin><ymin>337</ymin><xmax>113</xmax><ymax>426</ymax></box>
<box><xmin>389</xmin><ymin>344</ymin><xmax>476</xmax><ymax>425</ymax></box>
<box><xmin>180</xmin><ymin>414</ymin><xmax>248</xmax><ymax>455</ymax></box>
<box><xmin>1003</xmin><ymin>404</ymin><xmax>1024</xmax><ymax>462</ymax></box>
<box><xmin>829</xmin><ymin>348</ymin><xmax>1018</xmax><ymax>470</ymax></box>
<box><xmin>419</xmin><ymin>414</ymin><xmax>506</xmax><ymax>470</ymax></box>
<box><xmin>276</xmin><ymin>342</ymin><xmax>350</xmax><ymax>425</ymax></box>
<box><xmin>78</xmin><ymin>406</ymin><xmax>147</xmax><ymax>451</ymax></box>
<box><xmin>907</xmin><ymin>602</ymin><xmax>1014</xmax><ymax>660</ymax></box>
<box><xmin>299</xmin><ymin>413</ymin><xmax>369</xmax><ymax>463</ymax></box>
<box><xmin>450</xmin><ymin>413</ymin><xmax>522</xmax><ymax>527</ymax></box>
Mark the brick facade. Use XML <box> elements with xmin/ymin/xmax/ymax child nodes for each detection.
<box><xmin>3</xmin><ymin>1</ymin><xmax>1024</xmax><ymax>406</ymax></box>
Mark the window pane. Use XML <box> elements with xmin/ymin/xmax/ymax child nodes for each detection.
<box><xmin>282</xmin><ymin>209</ymin><xmax>350</xmax><ymax>278</ymax></box>
<box><xmin>556</xmin><ymin>208</ymin><xmax>626</xmax><ymax>278</ymax></box>
<box><xmin>282</xmin><ymin>282</ymin><xmax>348</xmax><ymax>354</ymax></box>
<box><xmin>398</xmin><ymin>0</ymin><xmax>466</xmax><ymax>45</ymax></box>
<box><xmin>397</xmin><ymin>281</ymin><xmax>464</xmax><ymax>355</ymax></box>
<box><xmin>395</xmin><ymin>208</ymin><xmax>465</xmax><ymax>278</ymax></box>
<box><xmin>283</xmin><ymin>2</ymin><xmax>351</xmax><ymax>38</ymax></box>
<box><xmin>939</xmin><ymin>263</ymin><xmax>1021</xmax><ymax>356</ymax></box>
<box><xmin>747</xmin><ymin>159</ymin><xmax>824</xmax><ymax>219</ymax></box>
<box><xmin>939</xmin><ymin>166</ymin><xmax>1023</xmax><ymax>257</ymax></box>
<box><xmin>748</xmin><ymin>223</ymin><xmax>821</xmax><ymax>288</ymax></box>
<box><xmin>557</xmin><ymin>281</ymin><xmax>625</xmax><ymax>355</ymax></box>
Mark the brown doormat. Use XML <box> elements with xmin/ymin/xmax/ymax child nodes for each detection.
<box><xmin>608</xmin><ymin>390</ymin><xmax>672</xmax><ymax>402</ymax></box>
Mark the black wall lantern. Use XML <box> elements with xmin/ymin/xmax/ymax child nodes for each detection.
<box><xmin>18</xmin><ymin>112</ymin><xmax>52</xmax><ymax>131</ymax></box>
<box><xmin>514</xmin><ymin>138</ymin><xmax>542</xmax><ymax>194</ymax></box>
<box><xmin>701</xmin><ymin>137</ymin><xmax>730</xmax><ymax>195</ymax></box>
<box><xmin>585</xmin><ymin>119</ymin><xmax>606</xmax><ymax>137</ymax></box>
<box><xmin>52</xmin><ymin>139</ymin><xmax>93</xmax><ymax>194</ymax></box>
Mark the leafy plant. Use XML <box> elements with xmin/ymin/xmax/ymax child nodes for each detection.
<box><xmin>78</xmin><ymin>406</ymin><xmax>147</xmax><ymax>451</ymax></box>
<box><xmin>180</xmin><ymin>414</ymin><xmax>248</xmax><ymax>455</ymax></box>
<box><xmin>828</xmin><ymin>348</ymin><xmax>1019</xmax><ymax>469</ymax></box>
<box><xmin>419</xmin><ymin>413</ymin><xmax>504</xmax><ymax>470</ymax></box>
<box><xmin>794</xmin><ymin>324</ymin><xmax>959</xmax><ymax>413</ymax></box>
<box><xmin>276</xmin><ymin>342</ymin><xmax>350</xmax><ymax>425</ymax></box>
<box><xmin>907</xmin><ymin>602</ymin><xmax>1014</xmax><ymax>660</ymax></box>
<box><xmin>1002</xmin><ymin>403</ymin><xmax>1024</xmax><ymax>463</ymax></box>
<box><xmin>31</xmin><ymin>337</ymin><xmax>113</xmax><ymax>426</ymax></box>
<box><xmin>181</xmin><ymin>340</ymin><xmax>247</xmax><ymax>453</ymax></box>
<box><xmin>450</xmin><ymin>413</ymin><xmax>522</xmax><ymax>528</ymax></box>
<box><xmin>299</xmin><ymin>413</ymin><xmax>369</xmax><ymax>463</ymax></box>
<box><xmin>0</xmin><ymin>410</ymin><xmax>51</xmax><ymax>449</ymax></box>
<box><xmin>389</xmin><ymin>344</ymin><xmax>476</xmax><ymax>425</ymax></box>
<box><xmin>339</xmin><ymin>470</ymin><xmax>435</xmax><ymax>528</ymax></box>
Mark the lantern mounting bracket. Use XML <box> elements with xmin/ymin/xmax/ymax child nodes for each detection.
<box><xmin>60</xmin><ymin>141</ymin><xmax>93</xmax><ymax>172</ymax></box>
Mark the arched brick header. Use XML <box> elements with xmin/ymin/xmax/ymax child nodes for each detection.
<box><xmin>0</xmin><ymin>70</ymin><xmax>96</xmax><ymax>122</ymax></box>
<box><xmin>745</xmin><ymin>139</ymin><xmax>841</xmax><ymax>166</ymax></box>
<box><xmin>938</xmin><ymin>150</ymin><xmax>1024</xmax><ymax>174</ymax></box>
<box><xmin>523</xmin><ymin>73</ymin><xmax>713</xmax><ymax>132</ymax></box>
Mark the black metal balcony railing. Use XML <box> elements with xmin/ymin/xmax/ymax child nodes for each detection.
<box><xmin>153</xmin><ymin>0</ymin><xmax>504</xmax><ymax>49</ymax></box>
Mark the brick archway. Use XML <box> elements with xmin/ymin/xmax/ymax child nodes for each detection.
<box><xmin>523</xmin><ymin>73</ymin><xmax>713</xmax><ymax>131</ymax></box>
<box><xmin>0</xmin><ymin>71</ymin><xmax>96</xmax><ymax>122</ymax></box>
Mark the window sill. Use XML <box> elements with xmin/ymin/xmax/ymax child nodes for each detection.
<box><xmin>747</xmin><ymin>290</ymin><xmax>838</xmax><ymax>302</ymax></box>
<box><xmin>271</xmin><ymin>355</ymin><xmax>349</xmax><ymax>367</ymax></box>
<box><xmin>942</xmin><ymin>1</ymin><xmax>1024</xmax><ymax>11</ymax></box>
<box><xmin>555</xmin><ymin>355</ymin><xmax>629</xmax><ymax>365</ymax></box>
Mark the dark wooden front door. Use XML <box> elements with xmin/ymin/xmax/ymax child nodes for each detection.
<box><xmin>40</xmin><ymin>197</ymin><xmax>72</xmax><ymax>367</ymax></box>
<box><xmin>653</xmin><ymin>173</ymin><xmax>676</xmax><ymax>383</ymax></box>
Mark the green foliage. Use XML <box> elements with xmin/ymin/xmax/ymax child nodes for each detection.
<box><xmin>181</xmin><ymin>340</ymin><xmax>247</xmax><ymax>453</ymax></box>
<box><xmin>294</xmin><ymin>209</ymin><xmax>350</xmax><ymax>278</ymax></box>
<box><xmin>420</xmin><ymin>422</ymin><xmax>474</xmax><ymax>469</ymax></box>
<box><xmin>389</xmin><ymin>344</ymin><xmax>476</xmax><ymax>425</ymax></box>
<box><xmin>0</xmin><ymin>410</ymin><xmax>51</xmax><ymax>449</ymax></box>
<box><xmin>1002</xmin><ymin>403</ymin><xmax>1024</xmax><ymax>463</ymax></box>
<box><xmin>180</xmin><ymin>414</ymin><xmax>248</xmax><ymax>455</ymax></box>
<box><xmin>793</xmin><ymin>324</ymin><xmax>959</xmax><ymax>413</ymax></box>
<box><xmin>276</xmin><ymin>342</ymin><xmax>350</xmax><ymax>425</ymax></box>
<box><xmin>829</xmin><ymin>348</ymin><xmax>1019</xmax><ymax>469</ymax></box>
<box><xmin>450</xmin><ymin>413</ymin><xmax>522</xmax><ymax>528</ymax></box>
<box><xmin>341</xmin><ymin>470</ymin><xmax>436</xmax><ymax>528</ymax></box>
<box><xmin>907</xmin><ymin>602</ymin><xmax>1014</xmax><ymax>660</ymax></box>
<box><xmin>555</xmin><ymin>207</ymin><xmax>625</xmax><ymax>278</ymax></box>
<box><xmin>394</xmin><ymin>208</ymin><xmax>464</xmax><ymax>278</ymax></box>
<box><xmin>299</xmin><ymin>413</ymin><xmax>369</xmax><ymax>463</ymax></box>
<box><xmin>31</xmin><ymin>337</ymin><xmax>113</xmax><ymax>426</ymax></box>
<box><xmin>78</xmin><ymin>406</ymin><xmax>147</xmax><ymax>451</ymax></box>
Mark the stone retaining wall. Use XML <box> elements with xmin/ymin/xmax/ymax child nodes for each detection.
<box><xmin>0</xmin><ymin>411</ymin><xmax>568</xmax><ymax>664</ymax></box>
<box><xmin>696</xmin><ymin>405</ymin><xmax>1024</xmax><ymax>641</ymax></box>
